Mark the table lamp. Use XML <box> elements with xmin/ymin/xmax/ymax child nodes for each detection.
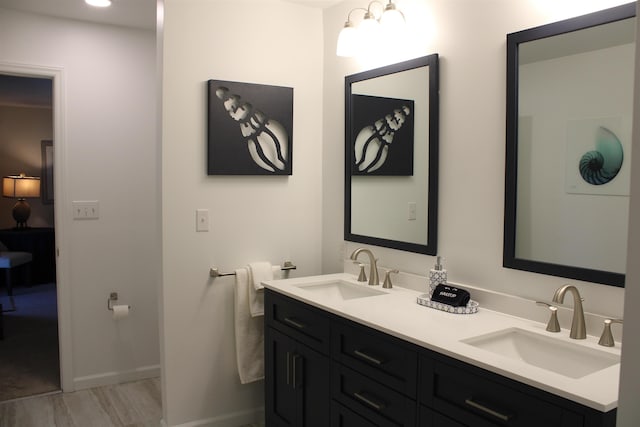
<box><xmin>2</xmin><ymin>173</ymin><xmax>41</xmax><ymax>229</ymax></box>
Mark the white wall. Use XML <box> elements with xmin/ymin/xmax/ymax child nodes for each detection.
<box><xmin>0</xmin><ymin>8</ymin><xmax>159</xmax><ymax>389</ymax></box>
<box><xmin>323</xmin><ymin>0</ymin><xmax>631</xmax><ymax>321</ymax></box>
<box><xmin>160</xmin><ymin>0</ymin><xmax>323</xmax><ymax>425</ymax></box>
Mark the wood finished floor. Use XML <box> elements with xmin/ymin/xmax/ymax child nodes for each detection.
<box><xmin>0</xmin><ymin>377</ymin><xmax>264</xmax><ymax>427</ymax></box>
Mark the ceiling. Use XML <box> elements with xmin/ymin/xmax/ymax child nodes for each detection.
<box><xmin>0</xmin><ymin>0</ymin><xmax>157</xmax><ymax>30</ymax></box>
<box><xmin>0</xmin><ymin>0</ymin><xmax>344</xmax><ymax>31</ymax></box>
<box><xmin>0</xmin><ymin>0</ymin><xmax>343</xmax><ymax>107</ymax></box>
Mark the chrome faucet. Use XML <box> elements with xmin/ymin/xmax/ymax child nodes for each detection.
<box><xmin>350</xmin><ymin>248</ymin><xmax>379</xmax><ymax>286</ymax></box>
<box><xmin>552</xmin><ymin>284</ymin><xmax>586</xmax><ymax>339</ymax></box>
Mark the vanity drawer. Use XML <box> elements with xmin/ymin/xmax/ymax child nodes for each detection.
<box><xmin>265</xmin><ymin>290</ymin><xmax>330</xmax><ymax>354</ymax></box>
<box><xmin>332</xmin><ymin>319</ymin><xmax>418</xmax><ymax>398</ymax></box>
<box><xmin>332</xmin><ymin>362</ymin><xmax>417</xmax><ymax>427</ymax></box>
<box><xmin>420</xmin><ymin>406</ymin><xmax>466</xmax><ymax>427</ymax></box>
<box><xmin>331</xmin><ymin>400</ymin><xmax>396</xmax><ymax>427</ymax></box>
<box><xmin>425</xmin><ymin>359</ymin><xmax>567</xmax><ymax>427</ymax></box>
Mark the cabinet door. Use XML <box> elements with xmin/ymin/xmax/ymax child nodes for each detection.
<box><xmin>266</xmin><ymin>327</ymin><xmax>298</xmax><ymax>427</ymax></box>
<box><xmin>297</xmin><ymin>343</ymin><xmax>330</xmax><ymax>427</ymax></box>
<box><xmin>265</xmin><ymin>327</ymin><xmax>330</xmax><ymax>427</ymax></box>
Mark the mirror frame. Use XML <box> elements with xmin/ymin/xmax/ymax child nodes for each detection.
<box><xmin>504</xmin><ymin>3</ymin><xmax>635</xmax><ymax>287</ymax></box>
<box><xmin>345</xmin><ymin>54</ymin><xmax>439</xmax><ymax>255</ymax></box>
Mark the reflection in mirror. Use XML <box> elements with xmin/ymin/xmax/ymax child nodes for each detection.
<box><xmin>345</xmin><ymin>55</ymin><xmax>439</xmax><ymax>254</ymax></box>
<box><xmin>504</xmin><ymin>3</ymin><xmax>636</xmax><ymax>287</ymax></box>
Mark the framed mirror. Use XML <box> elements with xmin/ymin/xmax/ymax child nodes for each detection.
<box><xmin>504</xmin><ymin>3</ymin><xmax>636</xmax><ymax>287</ymax></box>
<box><xmin>345</xmin><ymin>55</ymin><xmax>439</xmax><ymax>254</ymax></box>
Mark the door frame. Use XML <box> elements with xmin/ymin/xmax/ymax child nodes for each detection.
<box><xmin>0</xmin><ymin>61</ymin><xmax>73</xmax><ymax>392</ymax></box>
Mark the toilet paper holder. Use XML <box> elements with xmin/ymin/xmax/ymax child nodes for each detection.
<box><xmin>107</xmin><ymin>292</ymin><xmax>130</xmax><ymax>311</ymax></box>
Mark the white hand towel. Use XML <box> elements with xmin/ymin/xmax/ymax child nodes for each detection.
<box><xmin>247</xmin><ymin>262</ymin><xmax>280</xmax><ymax>317</ymax></box>
<box><xmin>234</xmin><ymin>267</ymin><xmax>264</xmax><ymax>384</ymax></box>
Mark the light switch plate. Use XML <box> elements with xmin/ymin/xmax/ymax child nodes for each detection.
<box><xmin>72</xmin><ymin>201</ymin><xmax>99</xmax><ymax>219</ymax></box>
<box><xmin>408</xmin><ymin>202</ymin><xmax>417</xmax><ymax>221</ymax></box>
<box><xmin>196</xmin><ymin>209</ymin><xmax>209</xmax><ymax>232</ymax></box>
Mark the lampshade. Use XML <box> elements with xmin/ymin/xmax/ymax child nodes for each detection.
<box><xmin>380</xmin><ymin>2</ymin><xmax>406</xmax><ymax>31</ymax></box>
<box><xmin>337</xmin><ymin>21</ymin><xmax>358</xmax><ymax>57</ymax></box>
<box><xmin>3</xmin><ymin>174</ymin><xmax>41</xmax><ymax>199</ymax></box>
<box><xmin>358</xmin><ymin>11</ymin><xmax>380</xmax><ymax>40</ymax></box>
<box><xmin>336</xmin><ymin>1</ymin><xmax>406</xmax><ymax>58</ymax></box>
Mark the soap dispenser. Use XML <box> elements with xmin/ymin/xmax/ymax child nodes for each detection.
<box><xmin>429</xmin><ymin>256</ymin><xmax>447</xmax><ymax>296</ymax></box>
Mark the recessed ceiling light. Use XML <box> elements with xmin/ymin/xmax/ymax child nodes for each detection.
<box><xmin>85</xmin><ymin>0</ymin><xmax>112</xmax><ymax>7</ymax></box>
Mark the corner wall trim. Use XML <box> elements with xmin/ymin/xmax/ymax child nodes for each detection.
<box><xmin>73</xmin><ymin>364</ymin><xmax>160</xmax><ymax>391</ymax></box>
<box><xmin>168</xmin><ymin>407</ymin><xmax>264</xmax><ymax>427</ymax></box>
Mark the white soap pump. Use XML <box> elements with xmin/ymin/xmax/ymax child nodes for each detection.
<box><xmin>428</xmin><ymin>256</ymin><xmax>447</xmax><ymax>296</ymax></box>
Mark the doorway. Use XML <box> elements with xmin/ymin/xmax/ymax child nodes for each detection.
<box><xmin>0</xmin><ymin>64</ymin><xmax>70</xmax><ymax>400</ymax></box>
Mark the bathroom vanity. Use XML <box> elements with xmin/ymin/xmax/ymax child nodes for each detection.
<box><xmin>263</xmin><ymin>274</ymin><xmax>618</xmax><ymax>427</ymax></box>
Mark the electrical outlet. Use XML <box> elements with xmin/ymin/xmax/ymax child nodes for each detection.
<box><xmin>72</xmin><ymin>201</ymin><xmax>99</xmax><ymax>219</ymax></box>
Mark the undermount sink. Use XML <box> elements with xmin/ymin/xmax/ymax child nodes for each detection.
<box><xmin>293</xmin><ymin>280</ymin><xmax>387</xmax><ymax>300</ymax></box>
<box><xmin>461</xmin><ymin>327</ymin><xmax>620</xmax><ymax>379</ymax></box>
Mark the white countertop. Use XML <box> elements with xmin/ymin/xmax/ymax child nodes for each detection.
<box><xmin>262</xmin><ymin>273</ymin><xmax>620</xmax><ymax>412</ymax></box>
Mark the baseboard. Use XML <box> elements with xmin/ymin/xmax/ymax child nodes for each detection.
<box><xmin>168</xmin><ymin>407</ymin><xmax>264</xmax><ymax>427</ymax></box>
<box><xmin>73</xmin><ymin>364</ymin><xmax>160</xmax><ymax>390</ymax></box>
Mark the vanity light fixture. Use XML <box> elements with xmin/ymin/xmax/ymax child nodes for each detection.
<box><xmin>85</xmin><ymin>0</ymin><xmax>112</xmax><ymax>8</ymax></box>
<box><xmin>336</xmin><ymin>0</ymin><xmax>406</xmax><ymax>57</ymax></box>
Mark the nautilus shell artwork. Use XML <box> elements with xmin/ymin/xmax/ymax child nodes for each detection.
<box><xmin>579</xmin><ymin>126</ymin><xmax>623</xmax><ymax>185</ymax></box>
<box><xmin>354</xmin><ymin>105</ymin><xmax>411</xmax><ymax>173</ymax></box>
<box><xmin>207</xmin><ymin>79</ymin><xmax>293</xmax><ymax>175</ymax></box>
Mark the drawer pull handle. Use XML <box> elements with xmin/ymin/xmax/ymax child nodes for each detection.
<box><xmin>464</xmin><ymin>398</ymin><xmax>512</xmax><ymax>422</ymax></box>
<box><xmin>283</xmin><ymin>317</ymin><xmax>306</xmax><ymax>329</ymax></box>
<box><xmin>354</xmin><ymin>391</ymin><xmax>386</xmax><ymax>411</ymax></box>
<box><xmin>291</xmin><ymin>354</ymin><xmax>303</xmax><ymax>389</ymax></box>
<box><xmin>286</xmin><ymin>352</ymin><xmax>291</xmax><ymax>386</ymax></box>
<box><xmin>354</xmin><ymin>349</ymin><xmax>384</xmax><ymax>365</ymax></box>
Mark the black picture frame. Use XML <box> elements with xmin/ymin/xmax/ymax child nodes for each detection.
<box><xmin>207</xmin><ymin>79</ymin><xmax>293</xmax><ymax>175</ymax></box>
<box><xmin>41</xmin><ymin>140</ymin><xmax>53</xmax><ymax>204</ymax></box>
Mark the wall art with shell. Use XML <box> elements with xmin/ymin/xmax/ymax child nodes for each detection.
<box><xmin>565</xmin><ymin>117</ymin><xmax>631</xmax><ymax>196</ymax></box>
<box><xmin>207</xmin><ymin>79</ymin><xmax>293</xmax><ymax>175</ymax></box>
<box><xmin>350</xmin><ymin>94</ymin><xmax>414</xmax><ymax>176</ymax></box>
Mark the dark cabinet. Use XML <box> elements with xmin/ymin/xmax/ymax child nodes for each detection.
<box><xmin>419</xmin><ymin>354</ymin><xmax>616</xmax><ymax>427</ymax></box>
<box><xmin>332</xmin><ymin>362</ymin><xmax>416</xmax><ymax>426</ymax></box>
<box><xmin>265</xmin><ymin>292</ymin><xmax>330</xmax><ymax>427</ymax></box>
<box><xmin>332</xmin><ymin>400</ymin><xmax>395</xmax><ymax>427</ymax></box>
<box><xmin>264</xmin><ymin>289</ymin><xmax>616</xmax><ymax>427</ymax></box>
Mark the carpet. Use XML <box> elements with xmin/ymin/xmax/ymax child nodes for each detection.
<box><xmin>0</xmin><ymin>283</ymin><xmax>60</xmax><ymax>402</ymax></box>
